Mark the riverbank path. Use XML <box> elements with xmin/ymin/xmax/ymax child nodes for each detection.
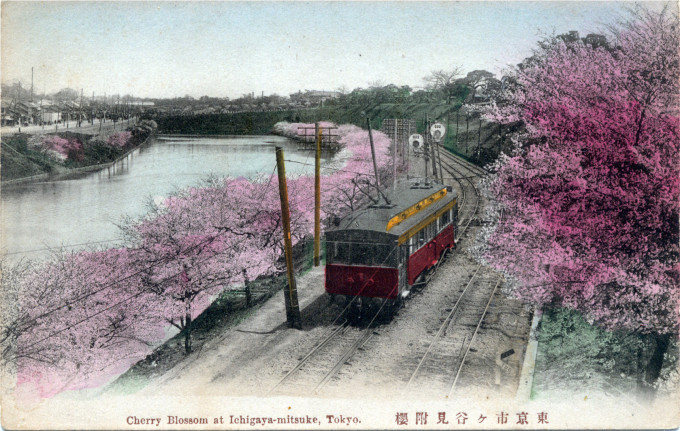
<box><xmin>1</xmin><ymin>117</ymin><xmax>138</xmax><ymax>136</ymax></box>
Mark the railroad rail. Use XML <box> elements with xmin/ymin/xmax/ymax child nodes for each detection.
<box><xmin>399</xmin><ymin>148</ymin><xmax>507</xmax><ymax>398</ymax></box>
<box><xmin>267</xmin><ymin>150</ymin><xmax>489</xmax><ymax>398</ymax></box>
<box><xmin>402</xmin><ymin>267</ymin><xmax>502</xmax><ymax>398</ymax></box>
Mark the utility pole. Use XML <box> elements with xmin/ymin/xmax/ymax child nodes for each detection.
<box><xmin>314</xmin><ymin>122</ymin><xmax>321</xmax><ymax>267</ymax></box>
<box><xmin>275</xmin><ymin>147</ymin><xmax>303</xmax><ymax>329</ymax></box>
<box><xmin>455</xmin><ymin>109</ymin><xmax>460</xmax><ymax>150</ymax></box>
<box><xmin>427</xmin><ymin>116</ymin><xmax>438</xmax><ymax>182</ymax></box>
<box><xmin>436</xmin><ymin>137</ymin><xmax>443</xmax><ymax>182</ymax></box>
<box><xmin>465</xmin><ymin>111</ymin><xmax>470</xmax><ymax>155</ymax></box>
<box><xmin>30</xmin><ymin>67</ymin><xmax>34</xmax><ymax>102</ymax></box>
<box><xmin>79</xmin><ymin>89</ymin><xmax>83</xmax><ymax>127</ymax></box>
<box><xmin>393</xmin><ymin>119</ymin><xmax>397</xmax><ymax>190</ymax></box>
<box><xmin>477</xmin><ymin>116</ymin><xmax>482</xmax><ymax>162</ymax></box>
<box><xmin>423</xmin><ymin>117</ymin><xmax>429</xmax><ymax>184</ymax></box>
<box><xmin>430</xmin><ymin>136</ymin><xmax>438</xmax><ymax>182</ymax></box>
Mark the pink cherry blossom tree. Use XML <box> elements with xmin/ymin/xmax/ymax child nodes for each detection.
<box><xmin>2</xmin><ymin>121</ymin><xmax>396</xmax><ymax>399</ymax></box>
<box><xmin>2</xmin><ymin>249</ymin><xmax>165</xmax><ymax>398</ymax></box>
<box><xmin>481</xmin><ymin>6</ymin><xmax>679</xmax><ymax>389</ymax></box>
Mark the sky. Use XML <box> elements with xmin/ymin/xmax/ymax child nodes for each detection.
<box><xmin>0</xmin><ymin>1</ymin><xmax>670</xmax><ymax>99</ymax></box>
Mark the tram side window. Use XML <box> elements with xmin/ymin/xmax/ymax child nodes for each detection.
<box><xmin>441</xmin><ymin>210</ymin><xmax>450</xmax><ymax>227</ymax></box>
<box><xmin>418</xmin><ymin>230</ymin><xmax>425</xmax><ymax>247</ymax></box>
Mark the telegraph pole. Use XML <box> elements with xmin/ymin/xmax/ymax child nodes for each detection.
<box><xmin>465</xmin><ymin>111</ymin><xmax>470</xmax><ymax>155</ymax></box>
<box><xmin>392</xmin><ymin>119</ymin><xmax>397</xmax><ymax>190</ymax></box>
<box><xmin>455</xmin><ymin>109</ymin><xmax>460</xmax><ymax>150</ymax></box>
<box><xmin>79</xmin><ymin>88</ymin><xmax>83</xmax><ymax>127</ymax></box>
<box><xmin>314</xmin><ymin>123</ymin><xmax>321</xmax><ymax>267</ymax></box>
<box><xmin>275</xmin><ymin>147</ymin><xmax>302</xmax><ymax>329</ymax></box>
<box><xmin>476</xmin><ymin>116</ymin><xmax>482</xmax><ymax>162</ymax></box>
<box><xmin>436</xmin><ymin>138</ymin><xmax>443</xmax><ymax>181</ymax></box>
<box><xmin>423</xmin><ymin>118</ymin><xmax>429</xmax><ymax>184</ymax></box>
<box><xmin>427</xmin><ymin>117</ymin><xmax>438</xmax><ymax>182</ymax></box>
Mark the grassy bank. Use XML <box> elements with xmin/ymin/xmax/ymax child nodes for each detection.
<box><xmin>1</xmin><ymin>124</ymin><xmax>155</xmax><ymax>182</ymax></box>
<box><xmin>1</xmin><ymin>134</ymin><xmax>66</xmax><ymax>181</ymax></box>
<box><xmin>531</xmin><ymin>307</ymin><xmax>678</xmax><ymax>401</ymax></box>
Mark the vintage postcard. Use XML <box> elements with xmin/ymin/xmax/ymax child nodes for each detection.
<box><xmin>1</xmin><ymin>1</ymin><xmax>678</xmax><ymax>429</ymax></box>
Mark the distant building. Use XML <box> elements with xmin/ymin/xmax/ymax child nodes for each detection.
<box><xmin>40</xmin><ymin>106</ymin><xmax>60</xmax><ymax>123</ymax></box>
<box><xmin>290</xmin><ymin>90</ymin><xmax>340</xmax><ymax>106</ymax></box>
<box><xmin>1</xmin><ymin>100</ymin><xmax>17</xmax><ymax>126</ymax></box>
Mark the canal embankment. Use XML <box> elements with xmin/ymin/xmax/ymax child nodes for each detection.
<box><xmin>1</xmin><ymin>120</ymin><xmax>157</xmax><ymax>184</ymax></box>
<box><xmin>154</xmin><ymin>102</ymin><xmax>516</xmax><ymax>167</ymax></box>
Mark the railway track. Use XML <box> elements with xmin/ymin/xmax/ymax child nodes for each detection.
<box><xmin>402</xmin><ymin>268</ymin><xmax>503</xmax><ymax>398</ymax></box>
<box><xmin>267</xmin><ymin>320</ymin><xmax>375</xmax><ymax>396</ymax></box>
<box><xmin>267</xmin><ymin>150</ymin><xmax>491</xmax><ymax>398</ymax></box>
<box><xmin>399</xmin><ymin>148</ymin><xmax>507</xmax><ymax>398</ymax></box>
<box><xmin>440</xmin><ymin>149</ymin><xmax>487</xmax><ymax>236</ymax></box>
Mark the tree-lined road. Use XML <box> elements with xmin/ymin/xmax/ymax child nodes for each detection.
<box><xmin>0</xmin><ymin>117</ymin><xmax>137</xmax><ymax>136</ymax></box>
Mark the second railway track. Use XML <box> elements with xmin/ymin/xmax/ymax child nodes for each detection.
<box><xmin>267</xmin><ymin>150</ymin><xmax>501</xmax><ymax>399</ymax></box>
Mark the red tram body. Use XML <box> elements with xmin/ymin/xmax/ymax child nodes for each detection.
<box><xmin>325</xmin><ymin>180</ymin><xmax>458</xmax><ymax>311</ymax></box>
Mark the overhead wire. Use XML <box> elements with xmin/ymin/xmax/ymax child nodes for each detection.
<box><xmin>12</xmin><ymin>132</ymin><xmax>407</xmax><ymax>354</ymax></box>
<box><xmin>10</xmin><ymin>162</ymin><xmax>282</xmax><ymax>347</ymax></box>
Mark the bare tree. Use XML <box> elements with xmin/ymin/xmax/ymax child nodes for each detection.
<box><xmin>423</xmin><ymin>67</ymin><xmax>463</xmax><ymax>103</ymax></box>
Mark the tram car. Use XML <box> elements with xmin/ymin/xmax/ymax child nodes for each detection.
<box><xmin>325</xmin><ymin>179</ymin><xmax>458</xmax><ymax>316</ymax></box>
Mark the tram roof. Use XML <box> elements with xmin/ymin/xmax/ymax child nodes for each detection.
<box><xmin>328</xmin><ymin>179</ymin><xmax>457</xmax><ymax>237</ymax></box>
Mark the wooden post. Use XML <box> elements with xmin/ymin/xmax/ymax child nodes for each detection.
<box><xmin>423</xmin><ymin>117</ymin><xmax>429</xmax><ymax>183</ymax></box>
<box><xmin>392</xmin><ymin>119</ymin><xmax>397</xmax><ymax>190</ymax></box>
<box><xmin>465</xmin><ymin>112</ymin><xmax>470</xmax><ymax>155</ymax></box>
<box><xmin>275</xmin><ymin>147</ymin><xmax>302</xmax><ymax>329</ymax></box>
<box><xmin>242</xmin><ymin>268</ymin><xmax>252</xmax><ymax>308</ymax></box>
<box><xmin>455</xmin><ymin>109</ymin><xmax>460</xmax><ymax>150</ymax></box>
<box><xmin>436</xmin><ymin>138</ymin><xmax>444</xmax><ymax>182</ymax></box>
<box><xmin>406</xmin><ymin>120</ymin><xmax>410</xmax><ymax>177</ymax></box>
<box><xmin>428</xmin><ymin>118</ymin><xmax>438</xmax><ymax>182</ymax></box>
<box><xmin>432</xmin><ymin>140</ymin><xmax>439</xmax><ymax>182</ymax></box>
<box><xmin>477</xmin><ymin>116</ymin><xmax>482</xmax><ymax>162</ymax></box>
<box><xmin>314</xmin><ymin>123</ymin><xmax>321</xmax><ymax>267</ymax></box>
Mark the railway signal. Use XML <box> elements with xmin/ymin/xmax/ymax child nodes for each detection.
<box><xmin>430</xmin><ymin>122</ymin><xmax>446</xmax><ymax>182</ymax></box>
<box><xmin>409</xmin><ymin>132</ymin><xmax>430</xmax><ymax>185</ymax></box>
<box><xmin>409</xmin><ymin>133</ymin><xmax>424</xmax><ymax>154</ymax></box>
<box><xmin>430</xmin><ymin>122</ymin><xmax>446</xmax><ymax>143</ymax></box>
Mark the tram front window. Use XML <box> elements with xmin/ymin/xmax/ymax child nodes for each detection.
<box><xmin>335</xmin><ymin>242</ymin><xmax>350</xmax><ymax>264</ymax></box>
<box><xmin>373</xmin><ymin>244</ymin><xmax>393</xmax><ymax>267</ymax></box>
<box><xmin>350</xmin><ymin>243</ymin><xmax>373</xmax><ymax>265</ymax></box>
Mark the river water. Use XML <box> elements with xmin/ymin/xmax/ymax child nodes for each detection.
<box><xmin>1</xmin><ymin>135</ymin><xmax>323</xmax><ymax>261</ymax></box>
